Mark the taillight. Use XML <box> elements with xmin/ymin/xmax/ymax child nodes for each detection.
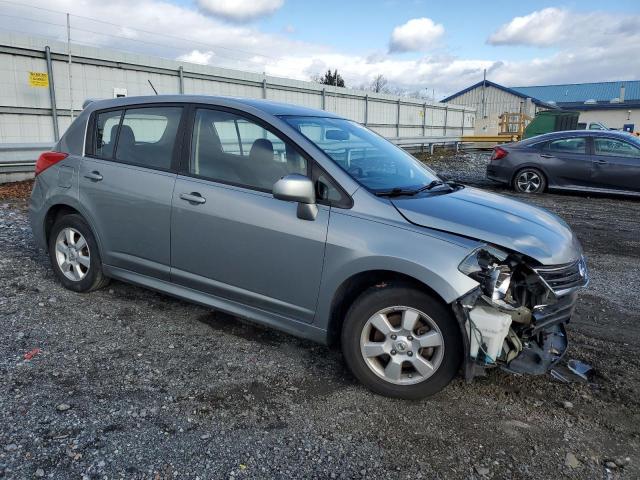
<box><xmin>491</xmin><ymin>147</ymin><xmax>508</xmax><ymax>161</ymax></box>
<box><xmin>35</xmin><ymin>151</ymin><xmax>68</xmax><ymax>175</ymax></box>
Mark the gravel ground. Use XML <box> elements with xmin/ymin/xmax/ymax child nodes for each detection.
<box><xmin>1</xmin><ymin>159</ymin><xmax>639</xmax><ymax>479</ymax></box>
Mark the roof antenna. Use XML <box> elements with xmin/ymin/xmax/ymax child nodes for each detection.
<box><xmin>148</xmin><ymin>79</ymin><xmax>158</xmax><ymax>95</ymax></box>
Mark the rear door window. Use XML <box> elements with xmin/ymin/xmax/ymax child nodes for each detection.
<box><xmin>546</xmin><ymin>137</ymin><xmax>586</xmax><ymax>154</ymax></box>
<box><xmin>114</xmin><ymin>107</ymin><xmax>183</xmax><ymax>170</ymax></box>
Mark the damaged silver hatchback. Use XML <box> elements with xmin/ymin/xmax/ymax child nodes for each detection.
<box><xmin>29</xmin><ymin>96</ymin><xmax>588</xmax><ymax>399</ymax></box>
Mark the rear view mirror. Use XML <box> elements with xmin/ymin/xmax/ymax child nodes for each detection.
<box><xmin>325</xmin><ymin>129</ymin><xmax>349</xmax><ymax>141</ymax></box>
<box><xmin>273</xmin><ymin>174</ymin><xmax>318</xmax><ymax>221</ymax></box>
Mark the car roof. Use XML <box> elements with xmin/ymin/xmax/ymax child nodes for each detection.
<box><xmin>519</xmin><ymin>129</ymin><xmax>634</xmax><ymax>145</ymax></box>
<box><xmin>83</xmin><ymin>94</ymin><xmax>342</xmax><ymax>119</ymax></box>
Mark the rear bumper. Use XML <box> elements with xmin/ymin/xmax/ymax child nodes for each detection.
<box><xmin>486</xmin><ymin>164</ymin><xmax>512</xmax><ymax>185</ymax></box>
<box><xmin>28</xmin><ymin>178</ymin><xmax>47</xmax><ymax>250</ymax></box>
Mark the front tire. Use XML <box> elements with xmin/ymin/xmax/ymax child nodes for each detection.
<box><xmin>48</xmin><ymin>214</ymin><xmax>109</xmax><ymax>293</ymax></box>
<box><xmin>513</xmin><ymin>168</ymin><xmax>546</xmax><ymax>194</ymax></box>
<box><xmin>341</xmin><ymin>284</ymin><xmax>462</xmax><ymax>399</ymax></box>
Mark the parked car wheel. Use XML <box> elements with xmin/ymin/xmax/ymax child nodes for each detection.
<box><xmin>513</xmin><ymin>168</ymin><xmax>546</xmax><ymax>194</ymax></box>
<box><xmin>341</xmin><ymin>284</ymin><xmax>462</xmax><ymax>399</ymax></box>
<box><xmin>48</xmin><ymin>214</ymin><xmax>109</xmax><ymax>293</ymax></box>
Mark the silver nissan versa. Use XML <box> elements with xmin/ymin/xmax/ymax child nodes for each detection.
<box><xmin>29</xmin><ymin>96</ymin><xmax>588</xmax><ymax>399</ymax></box>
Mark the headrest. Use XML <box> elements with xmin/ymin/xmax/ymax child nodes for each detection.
<box><xmin>249</xmin><ymin>138</ymin><xmax>274</xmax><ymax>163</ymax></box>
<box><xmin>118</xmin><ymin>124</ymin><xmax>136</xmax><ymax>146</ymax></box>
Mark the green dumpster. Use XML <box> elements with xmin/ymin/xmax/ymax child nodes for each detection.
<box><xmin>523</xmin><ymin>111</ymin><xmax>579</xmax><ymax>139</ymax></box>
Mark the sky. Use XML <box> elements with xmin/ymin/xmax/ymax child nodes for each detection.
<box><xmin>1</xmin><ymin>0</ymin><xmax>639</xmax><ymax>98</ymax></box>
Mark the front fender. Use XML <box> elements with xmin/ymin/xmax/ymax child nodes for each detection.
<box><xmin>313</xmin><ymin>209</ymin><xmax>480</xmax><ymax>330</ymax></box>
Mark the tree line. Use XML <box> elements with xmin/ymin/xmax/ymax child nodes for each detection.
<box><xmin>313</xmin><ymin>70</ymin><xmax>432</xmax><ymax>99</ymax></box>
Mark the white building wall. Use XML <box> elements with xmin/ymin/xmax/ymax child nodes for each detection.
<box><xmin>578</xmin><ymin>109</ymin><xmax>639</xmax><ymax>131</ymax></box>
<box><xmin>447</xmin><ymin>84</ymin><xmax>541</xmax><ymax>135</ymax></box>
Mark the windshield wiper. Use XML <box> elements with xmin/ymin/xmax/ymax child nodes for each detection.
<box><xmin>413</xmin><ymin>180</ymin><xmax>445</xmax><ymax>193</ymax></box>
<box><xmin>374</xmin><ymin>187</ymin><xmax>421</xmax><ymax>197</ymax></box>
<box><xmin>374</xmin><ymin>180</ymin><xmax>446</xmax><ymax>197</ymax></box>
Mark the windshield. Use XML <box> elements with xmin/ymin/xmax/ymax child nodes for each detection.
<box><xmin>281</xmin><ymin>116</ymin><xmax>439</xmax><ymax>193</ymax></box>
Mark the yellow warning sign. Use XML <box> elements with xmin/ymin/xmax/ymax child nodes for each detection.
<box><xmin>28</xmin><ymin>71</ymin><xmax>49</xmax><ymax>87</ymax></box>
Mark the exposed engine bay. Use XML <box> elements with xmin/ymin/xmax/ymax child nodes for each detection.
<box><xmin>453</xmin><ymin>245</ymin><xmax>589</xmax><ymax>379</ymax></box>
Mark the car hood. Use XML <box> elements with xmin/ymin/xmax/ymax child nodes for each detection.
<box><xmin>391</xmin><ymin>187</ymin><xmax>582</xmax><ymax>265</ymax></box>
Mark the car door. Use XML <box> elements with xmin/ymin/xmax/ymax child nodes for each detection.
<box><xmin>170</xmin><ymin>106</ymin><xmax>330</xmax><ymax>323</ymax></box>
<box><xmin>80</xmin><ymin>105</ymin><xmax>184</xmax><ymax>280</ymax></box>
<box><xmin>590</xmin><ymin>136</ymin><xmax>640</xmax><ymax>193</ymax></box>
<box><xmin>539</xmin><ymin>136</ymin><xmax>591</xmax><ymax>188</ymax></box>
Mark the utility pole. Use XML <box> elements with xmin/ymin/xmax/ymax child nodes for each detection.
<box><xmin>67</xmin><ymin>13</ymin><xmax>74</xmax><ymax>121</ymax></box>
<box><xmin>481</xmin><ymin>68</ymin><xmax>487</xmax><ymax>119</ymax></box>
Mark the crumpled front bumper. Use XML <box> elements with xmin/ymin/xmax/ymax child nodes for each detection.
<box><xmin>453</xmin><ymin>289</ymin><xmax>580</xmax><ymax>381</ymax></box>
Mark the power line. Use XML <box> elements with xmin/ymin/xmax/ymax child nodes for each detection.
<box><xmin>0</xmin><ymin>23</ymin><xmax>266</xmax><ymax>74</ymax></box>
<box><xmin>0</xmin><ymin>13</ymin><xmax>266</xmax><ymax>65</ymax></box>
<box><xmin>0</xmin><ymin>0</ymin><xmax>280</xmax><ymax>61</ymax></box>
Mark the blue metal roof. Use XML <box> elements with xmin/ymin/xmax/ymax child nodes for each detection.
<box><xmin>511</xmin><ymin>81</ymin><xmax>640</xmax><ymax>104</ymax></box>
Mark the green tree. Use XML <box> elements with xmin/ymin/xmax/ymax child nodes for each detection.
<box><xmin>317</xmin><ymin>69</ymin><xmax>345</xmax><ymax>87</ymax></box>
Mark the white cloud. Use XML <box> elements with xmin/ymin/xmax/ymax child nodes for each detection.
<box><xmin>488</xmin><ymin>8</ymin><xmax>640</xmax><ymax>48</ymax></box>
<box><xmin>4</xmin><ymin>2</ymin><xmax>640</xmax><ymax>99</ymax></box>
<box><xmin>389</xmin><ymin>18</ymin><xmax>444</xmax><ymax>53</ymax></box>
<box><xmin>196</xmin><ymin>0</ymin><xmax>284</xmax><ymax>22</ymax></box>
<box><xmin>488</xmin><ymin>8</ymin><xmax>567</xmax><ymax>47</ymax></box>
<box><xmin>178</xmin><ymin>49</ymin><xmax>215</xmax><ymax>64</ymax></box>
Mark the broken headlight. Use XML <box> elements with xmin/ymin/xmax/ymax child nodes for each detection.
<box><xmin>459</xmin><ymin>245</ymin><xmax>512</xmax><ymax>301</ymax></box>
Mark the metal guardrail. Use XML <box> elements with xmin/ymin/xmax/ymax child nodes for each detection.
<box><xmin>0</xmin><ymin>136</ymin><xmax>463</xmax><ymax>178</ymax></box>
<box><xmin>0</xmin><ymin>143</ymin><xmax>53</xmax><ymax>174</ymax></box>
<box><xmin>388</xmin><ymin>136</ymin><xmax>462</xmax><ymax>154</ymax></box>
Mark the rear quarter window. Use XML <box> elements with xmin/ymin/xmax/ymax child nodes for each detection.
<box><xmin>94</xmin><ymin>110</ymin><xmax>123</xmax><ymax>159</ymax></box>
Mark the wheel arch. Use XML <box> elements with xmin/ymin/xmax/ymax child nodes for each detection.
<box><xmin>42</xmin><ymin>201</ymin><xmax>104</xmax><ymax>255</ymax></box>
<box><xmin>325</xmin><ymin>270</ymin><xmax>452</xmax><ymax>347</ymax></box>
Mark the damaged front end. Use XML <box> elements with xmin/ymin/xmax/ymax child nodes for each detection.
<box><xmin>452</xmin><ymin>245</ymin><xmax>589</xmax><ymax>380</ymax></box>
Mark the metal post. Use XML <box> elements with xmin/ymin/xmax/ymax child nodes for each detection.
<box><xmin>422</xmin><ymin>102</ymin><xmax>427</xmax><ymax>137</ymax></box>
<box><xmin>262</xmin><ymin>75</ymin><xmax>267</xmax><ymax>99</ymax></box>
<box><xmin>461</xmin><ymin>108</ymin><xmax>465</xmax><ymax>136</ymax></box>
<box><xmin>481</xmin><ymin>68</ymin><xmax>487</xmax><ymax>119</ymax></box>
<box><xmin>443</xmin><ymin>106</ymin><xmax>448</xmax><ymax>136</ymax></box>
<box><xmin>364</xmin><ymin>94</ymin><xmax>368</xmax><ymax>126</ymax></box>
<box><xmin>66</xmin><ymin>13</ymin><xmax>74</xmax><ymax>121</ymax></box>
<box><xmin>321</xmin><ymin>88</ymin><xmax>326</xmax><ymax>110</ymax></box>
<box><xmin>44</xmin><ymin>46</ymin><xmax>59</xmax><ymax>142</ymax></box>
<box><xmin>178</xmin><ymin>66</ymin><xmax>184</xmax><ymax>94</ymax></box>
<box><xmin>396</xmin><ymin>99</ymin><xmax>401</xmax><ymax>138</ymax></box>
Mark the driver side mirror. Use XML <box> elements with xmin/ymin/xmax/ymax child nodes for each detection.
<box><xmin>273</xmin><ymin>174</ymin><xmax>318</xmax><ymax>221</ymax></box>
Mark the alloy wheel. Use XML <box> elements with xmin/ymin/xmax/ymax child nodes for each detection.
<box><xmin>359</xmin><ymin>306</ymin><xmax>445</xmax><ymax>385</ymax></box>
<box><xmin>516</xmin><ymin>171</ymin><xmax>542</xmax><ymax>193</ymax></box>
<box><xmin>55</xmin><ymin>227</ymin><xmax>91</xmax><ymax>281</ymax></box>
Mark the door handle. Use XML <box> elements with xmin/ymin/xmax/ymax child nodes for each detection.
<box><xmin>540</xmin><ymin>154</ymin><xmax>553</xmax><ymax>158</ymax></box>
<box><xmin>594</xmin><ymin>159</ymin><xmax>608</xmax><ymax>165</ymax></box>
<box><xmin>84</xmin><ymin>171</ymin><xmax>103</xmax><ymax>181</ymax></box>
<box><xmin>179</xmin><ymin>192</ymin><xmax>206</xmax><ymax>204</ymax></box>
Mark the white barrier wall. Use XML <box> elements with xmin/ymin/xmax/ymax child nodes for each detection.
<box><xmin>0</xmin><ymin>32</ymin><xmax>475</xmax><ymax>144</ymax></box>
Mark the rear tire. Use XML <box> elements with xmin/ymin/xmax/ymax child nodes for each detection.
<box><xmin>48</xmin><ymin>214</ymin><xmax>109</xmax><ymax>293</ymax></box>
<box><xmin>513</xmin><ymin>167</ymin><xmax>546</xmax><ymax>194</ymax></box>
<box><xmin>341</xmin><ymin>284</ymin><xmax>462</xmax><ymax>400</ymax></box>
